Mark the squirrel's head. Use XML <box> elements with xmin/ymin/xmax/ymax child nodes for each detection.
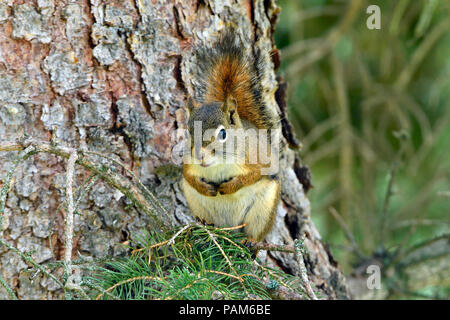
<box><xmin>186</xmin><ymin>97</ymin><xmax>243</xmax><ymax>167</ymax></box>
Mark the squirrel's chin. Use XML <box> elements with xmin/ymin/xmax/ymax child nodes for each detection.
<box><xmin>200</xmin><ymin>163</ymin><xmax>212</xmax><ymax>168</ymax></box>
<box><xmin>200</xmin><ymin>159</ymin><xmax>219</xmax><ymax>167</ymax></box>
<box><xmin>199</xmin><ymin>159</ymin><xmax>220</xmax><ymax>168</ymax></box>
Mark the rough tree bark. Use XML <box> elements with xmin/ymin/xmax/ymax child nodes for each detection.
<box><xmin>0</xmin><ymin>0</ymin><xmax>349</xmax><ymax>299</ymax></box>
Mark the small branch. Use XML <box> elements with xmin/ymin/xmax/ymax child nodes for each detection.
<box><xmin>262</xmin><ymin>278</ymin><xmax>305</xmax><ymax>300</ymax></box>
<box><xmin>63</xmin><ymin>150</ymin><xmax>77</xmax><ymax>293</ymax></box>
<box><xmin>0</xmin><ymin>238</ymin><xmax>63</xmax><ymax>289</ymax></box>
<box><xmin>0</xmin><ymin>275</ymin><xmax>18</xmax><ymax>300</ymax></box>
<box><xmin>164</xmin><ymin>276</ymin><xmax>207</xmax><ymax>300</ymax></box>
<box><xmin>204</xmin><ymin>269</ymin><xmax>242</xmax><ymax>281</ymax></box>
<box><xmin>253</xmin><ymin>260</ymin><xmax>304</xmax><ymax>299</ymax></box>
<box><xmin>1</xmin><ymin>140</ymin><xmax>175</xmax><ymax>299</ymax></box>
<box><xmin>132</xmin><ymin>239</ymin><xmax>170</xmax><ymax>255</ymax></box>
<box><xmin>251</xmin><ymin>242</ymin><xmax>296</xmax><ymax>254</ymax></box>
<box><xmin>82</xmin><ymin>150</ymin><xmax>173</xmax><ymax>225</ymax></box>
<box><xmin>64</xmin><ymin>151</ymin><xmax>77</xmax><ymax>270</ymax></box>
<box><xmin>73</xmin><ymin>174</ymin><xmax>99</xmax><ymax>213</ymax></box>
<box><xmin>287</xmin><ymin>0</ymin><xmax>363</xmax><ymax>77</ymax></box>
<box><xmin>329</xmin><ymin>207</ymin><xmax>364</xmax><ymax>259</ymax></box>
<box><xmin>281</xmin><ymin>38</ymin><xmax>321</xmax><ymax>59</ymax></box>
<box><xmin>53</xmin><ymin>173</ymin><xmax>98</xmax><ymax>218</ymax></box>
<box><xmin>132</xmin><ymin>224</ymin><xmax>193</xmax><ymax>255</ymax></box>
<box><xmin>215</xmin><ymin>233</ymin><xmax>246</xmax><ymax>251</ymax></box>
<box><xmin>380</xmin><ymin>160</ymin><xmax>399</xmax><ymax>248</ymax></box>
<box><xmin>167</xmin><ymin>224</ymin><xmax>191</xmax><ymax>245</ymax></box>
<box><xmin>217</xmin><ymin>223</ymin><xmax>246</xmax><ymax>231</ymax></box>
<box><xmin>294</xmin><ymin>237</ymin><xmax>318</xmax><ymax>300</ymax></box>
<box><xmin>95</xmin><ymin>275</ymin><xmax>163</xmax><ymax>300</ymax></box>
<box><xmin>331</xmin><ymin>53</ymin><xmax>353</xmax><ymax>217</ymax></box>
<box><xmin>294</xmin><ymin>5</ymin><xmax>342</xmax><ymax>22</ymax></box>
<box><xmin>203</xmin><ymin>226</ymin><xmax>243</xmax><ymax>283</ymax></box>
<box><xmin>83</xmin><ymin>282</ymin><xmax>120</xmax><ymax>300</ymax></box>
<box><xmin>396</xmin><ymin>18</ymin><xmax>450</xmax><ymax>90</ymax></box>
<box><xmin>253</xmin><ymin>260</ymin><xmax>291</xmax><ymax>289</ymax></box>
<box><xmin>0</xmin><ymin>141</ymin><xmax>172</xmax><ymax>232</ymax></box>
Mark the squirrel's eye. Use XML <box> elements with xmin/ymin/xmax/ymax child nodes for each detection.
<box><xmin>216</xmin><ymin>126</ymin><xmax>227</xmax><ymax>143</ymax></box>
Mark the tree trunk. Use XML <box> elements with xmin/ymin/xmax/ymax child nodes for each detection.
<box><xmin>0</xmin><ymin>0</ymin><xmax>349</xmax><ymax>299</ymax></box>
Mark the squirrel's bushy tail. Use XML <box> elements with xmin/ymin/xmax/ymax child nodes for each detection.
<box><xmin>196</xmin><ymin>31</ymin><xmax>275</xmax><ymax>129</ymax></box>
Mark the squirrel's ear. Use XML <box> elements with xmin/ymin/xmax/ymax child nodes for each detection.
<box><xmin>222</xmin><ymin>96</ymin><xmax>237</xmax><ymax>113</ymax></box>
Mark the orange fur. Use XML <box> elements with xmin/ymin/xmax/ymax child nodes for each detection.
<box><xmin>204</xmin><ymin>56</ymin><xmax>267</xmax><ymax>129</ymax></box>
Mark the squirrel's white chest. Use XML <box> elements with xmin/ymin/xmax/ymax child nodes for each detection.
<box><xmin>181</xmin><ymin>176</ymin><xmax>278</xmax><ymax>228</ymax></box>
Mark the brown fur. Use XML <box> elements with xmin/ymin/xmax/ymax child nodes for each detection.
<box><xmin>182</xmin><ymin>31</ymin><xmax>281</xmax><ymax>242</ymax></box>
<box><xmin>194</xmin><ymin>31</ymin><xmax>277</xmax><ymax>130</ymax></box>
<box><xmin>204</xmin><ymin>56</ymin><xmax>262</xmax><ymax>125</ymax></box>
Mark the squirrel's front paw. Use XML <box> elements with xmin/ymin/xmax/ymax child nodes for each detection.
<box><xmin>199</xmin><ymin>178</ymin><xmax>218</xmax><ymax>196</ymax></box>
<box><xmin>218</xmin><ymin>178</ymin><xmax>238</xmax><ymax>195</ymax></box>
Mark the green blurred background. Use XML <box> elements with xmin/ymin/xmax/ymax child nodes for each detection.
<box><xmin>274</xmin><ymin>0</ymin><xmax>449</xmax><ymax>299</ymax></box>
